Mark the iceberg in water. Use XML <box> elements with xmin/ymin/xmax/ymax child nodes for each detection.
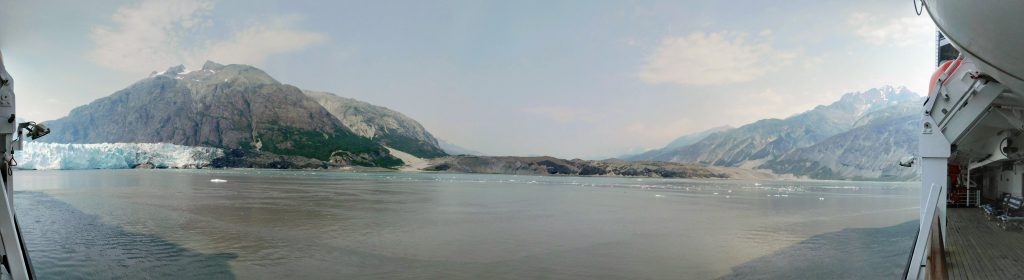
<box><xmin>15</xmin><ymin>142</ymin><xmax>224</xmax><ymax>170</ymax></box>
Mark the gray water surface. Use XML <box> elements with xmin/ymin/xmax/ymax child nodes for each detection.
<box><xmin>14</xmin><ymin>170</ymin><xmax>918</xmax><ymax>279</ymax></box>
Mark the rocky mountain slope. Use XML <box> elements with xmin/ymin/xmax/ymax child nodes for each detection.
<box><xmin>662</xmin><ymin>125</ymin><xmax>734</xmax><ymax>150</ymax></box>
<box><xmin>624</xmin><ymin>126</ymin><xmax>733</xmax><ymax>160</ymax></box>
<box><xmin>304</xmin><ymin>90</ymin><xmax>446</xmax><ymax>158</ymax></box>
<box><xmin>629</xmin><ymin>86</ymin><xmax>921</xmax><ymax>180</ymax></box>
<box><xmin>761</xmin><ymin>112</ymin><xmax>918</xmax><ymax>180</ymax></box>
<box><xmin>43</xmin><ymin>61</ymin><xmax>402</xmax><ymax>167</ymax></box>
<box><xmin>760</xmin><ymin>100</ymin><xmax>920</xmax><ymax>180</ymax></box>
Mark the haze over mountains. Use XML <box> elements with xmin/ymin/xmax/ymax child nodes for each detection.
<box><xmin>39</xmin><ymin>61</ymin><xmax>919</xmax><ymax>180</ymax></box>
<box><xmin>626</xmin><ymin>86</ymin><xmax>921</xmax><ymax>180</ymax></box>
<box><xmin>437</xmin><ymin>139</ymin><xmax>486</xmax><ymax>156</ymax></box>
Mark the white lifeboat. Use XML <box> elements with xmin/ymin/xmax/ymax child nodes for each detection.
<box><xmin>923</xmin><ymin>0</ymin><xmax>1024</xmax><ymax>92</ymax></box>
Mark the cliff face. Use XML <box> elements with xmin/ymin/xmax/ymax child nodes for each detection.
<box><xmin>304</xmin><ymin>90</ymin><xmax>447</xmax><ymax>158</ymax></box>
<box><xmin>43</xmin><ymin>62</ymin><xmax>402</xmax><ymax>167</ymax></box>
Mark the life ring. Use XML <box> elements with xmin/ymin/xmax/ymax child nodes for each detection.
<box><xmin>929</xmin><ymin>59</ymin><xmax>962</xmax><ymax>96</ymax></box>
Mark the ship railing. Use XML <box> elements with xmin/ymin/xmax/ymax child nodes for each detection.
<box><xmin>904</xmin><ymin>183</ymin><xmax>947</xmax><ymax>280</ymax></box>
<box><xmin>950</xmin><ymin>189</ymin><xmax>981</xmax><ymax>208</ymax></box>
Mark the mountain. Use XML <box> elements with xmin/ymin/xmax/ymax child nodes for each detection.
<box><xmin>304</xmin><ymin>90</ymin><xmax>446</xmax><ymax>158</ymax></box>
<box><xmin>769</xmin><ymin>99</ymin><xmax>921</xmax><ymax>180</ymax></box>
<box><xmin>437</xmin><ymin>138</ymin><xmax>486</xmax><ymax>156</ymax></box>
<box><xmin>850</xmin><ymin>98</ymin><xmax>919</xmax><ymax>128</ymax></box>
<box><xmin>663</xmin><ymin>125</ymin><xmax>734</xmax><ymax>150</ymax></box>
<box><xmin>623</xmin><ymin>126</ymin><xmax>733</xmax><ymax>160</ymax></box>
<box><xmin>43</xmin><ymin>61</ymin><xmax>403</xmax><ymax>167</ymax></box>
<box><xmin>628</xmin><ymin>86</ymin><xmax>921</xmax><ymax>180</ymax></box>
<box><xmin>761</xmin><ymin>112</ymin><xmax>918</xmax><ymax>180</ymax></box>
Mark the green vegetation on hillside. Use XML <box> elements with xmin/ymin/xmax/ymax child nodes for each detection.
<box><xmin>258</xmin><ymin>124</ymin><xmax>403</xmax><ymax>167</ymax></box>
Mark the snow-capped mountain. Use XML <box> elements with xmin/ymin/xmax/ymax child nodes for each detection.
<box><xmin>628</xmin><ymin>86</ymin><xmax>922</xmax><ymax>180</ymax></box>
<box><xmin>40</xmin><ymin>61</ymin><xmax>434</xmax><ymax>168</ymax></box>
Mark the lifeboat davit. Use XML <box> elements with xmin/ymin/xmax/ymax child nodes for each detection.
<box><xmin>929</xmin><ymin>58</ymin><xmax>962</xmax><ymax>96</ymax></box>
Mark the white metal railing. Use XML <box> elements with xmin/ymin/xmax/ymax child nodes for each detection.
<box><xmin>905</xmin><ymin>183</ymin><xmax>946</xmax><ymax>280</ymax></box>
<box><xmin>950</xmin><ymin>189</ymin><xmax>981</xmax><ymax>208</ymax></box>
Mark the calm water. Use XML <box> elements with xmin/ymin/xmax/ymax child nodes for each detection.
<box><xmin>13</xmin><ymin>170</ymin><xmax>919</xmax><ymax>279</ymax></box>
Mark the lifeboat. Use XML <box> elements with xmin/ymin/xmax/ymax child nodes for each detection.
<box><xmin>924</xmin><ymin>0</ymin><xmax>1024</xmax><ymax>93</ymax></box>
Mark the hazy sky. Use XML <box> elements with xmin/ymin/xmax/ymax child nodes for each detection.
<box><xmin>0</xmin><ymin>0</ymin><xmax>935</xmax><ymax>159</ymax></box>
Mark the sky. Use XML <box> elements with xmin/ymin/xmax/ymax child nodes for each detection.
<box><xmin>0</xmin><ymin>0</ymin><xmax>937</xmax><ymax>159</ymax></box>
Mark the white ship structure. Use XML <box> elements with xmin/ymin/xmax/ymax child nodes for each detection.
<box><xmin>907</xmin><ymin>1</ymin><xmax>1024</xmax><ymax>279</ymax></box>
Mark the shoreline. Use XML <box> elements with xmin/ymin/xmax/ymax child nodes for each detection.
<box><xmin>13</xmin><ymin>167</ymin><xmax>920</xmax><ymax>183</ymax></box>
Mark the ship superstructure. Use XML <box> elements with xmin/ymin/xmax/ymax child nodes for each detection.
<box><xmin>0</xmin><ymin>51</ymin><xmax>47</xmax><ymax>279</ymax></box>
<box><xmin>907</xmin><ymin>1</ymin><xmax>1024</xmax><ymax>279</ymax></box>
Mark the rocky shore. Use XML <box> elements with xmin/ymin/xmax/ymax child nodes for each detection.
<box><xmin>48</xmin><ymin>144</ymin><xmax>772</xmax><ymax>180</ymax></box>
<box><xmin>200</xmin><ymin>150</ymin><xmax>767</xmax><ymax>179</ymax></box>
<box><xmin>421</xmin><ymin>156</ymin><xmax>767</xmax><ymax>179</ymax></box>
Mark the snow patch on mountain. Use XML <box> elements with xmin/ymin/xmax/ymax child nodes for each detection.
<box><xmin>16</xmin><ymin>142</ymin><xmax>223</xmax><ymax>170</ymax></box>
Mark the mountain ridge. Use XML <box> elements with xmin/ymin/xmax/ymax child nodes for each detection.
<box><xmin>304</xmin><ymin>90</ymin><xmax>447</xmax><ymax>158</ymax></box>
<box><xmin>628</xmin><ymin>86</ymin><xmax>921</xmax><ymax>180</ymax></box>
<box><xmin>43</xmin><ymin>61</ymin><xmax>408</xmax><ymax>167</ymax></box>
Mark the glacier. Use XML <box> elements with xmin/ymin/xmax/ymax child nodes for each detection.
<box><xmin>15</xmin><ymin>142</ymin><xmax>224</xmax><ymax>170</ymax></box>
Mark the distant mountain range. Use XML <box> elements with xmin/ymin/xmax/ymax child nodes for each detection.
<box><xmin>626</xmin><ymin>86</ymin><xmax>921</xmax><ymax>180</ymax></box>
<box><xmin>437</xmin><ymin>139</ymin><xmax>486</xmax><ymax>156</ymax></box>
<box><xmin>43</xmin><ymin>61</ymin><xmax>447</xmax><ymax>168</ymax></box>
<box><xmin>663</xmin><ymin>125</ymin><xmax>734</xmax><ymax>150</ymax></box>
<box><xmin>39</xmin><ymin>61</ymin><xmax>922</xmax><ymax>180</ymax></box>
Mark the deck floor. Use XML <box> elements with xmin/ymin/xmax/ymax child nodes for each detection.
<box><xmin>946</xmin><ymin>208</ymin><xmax>1024</xmax><ymax>279</ymax></box>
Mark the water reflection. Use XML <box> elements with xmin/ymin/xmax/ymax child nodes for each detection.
<box><xmin>719</xmin><ymin>220</ymin><xmax>917</xmax><ymax>279</ymax></box>
<box><xmin>17</xmin><ymin>191</ymin><xmax>236</xmax><ymax>279</ymax></box>
<box><xmin>14</xmin><ymin>170</ymin><xmax>918</xmax><ymax>279</ymax></box>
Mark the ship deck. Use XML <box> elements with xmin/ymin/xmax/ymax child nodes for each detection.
<box><xmin>946</xmin><ymin>208</ymin><xmax>1024</xmax><ymax>279</ymax></box>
